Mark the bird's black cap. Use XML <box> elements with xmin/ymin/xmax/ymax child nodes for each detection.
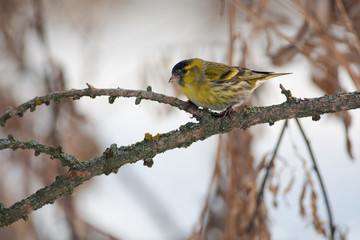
<box><xmin>172</xmin><ymin>59</ymin><xmax>191</xmax><ymax>74</ymax></box>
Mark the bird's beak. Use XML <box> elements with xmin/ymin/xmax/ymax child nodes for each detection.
<box><xmin>169</xmin><ymin>74</ymin><xmax>179</xmax><ymax>83</ymax></box>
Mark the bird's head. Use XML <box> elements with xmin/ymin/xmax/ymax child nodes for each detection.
<box><xmin>169</xmin><ymin>58</ymin><xmax>203</xmax><ymax>87</ymax></box>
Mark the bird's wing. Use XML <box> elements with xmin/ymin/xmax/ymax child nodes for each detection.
<box><xmin>203</xmin><ymin>62</ymin><xmax>242</xmax><ymax>82</ymax></box>
<box><xmin>204</xmin><ymin>61</ymin><xmax>289</xmax><ymax>87</ymax></box>
<box><xmin>206</xmin><ymin>65</ymin><xmax>269</xmax><ymax>85</ymax></box>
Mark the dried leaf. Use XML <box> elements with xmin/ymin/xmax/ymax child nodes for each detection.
<box><xmin>255</xmin><ymin>154</ymin><xmax>268</xmax><ymax>175</ymax></box>
<box><xmin>346</xmin><ymin>136</ymin><xmax>354</xmax><ymax>159</ymax></box>
<box><xmin>271</xmin><ymin>44</ymin><xmax>299</xmax><ymax>66</ymax></box>
<box><xmin>311</xmin><ymin>56</ymin><xmax>340</xmax><ymax>95</ymax></box>
<box><xmin>255</xmin><ymin>0</ymin><xmax>270</xmax><ymax>15</ymax></box>
<box><xmin>342</xmin><ymin>111</ymin><xmax>354</xmax><ymax>159</ymax></box>
<box><xmin>273</xmin><ymin>199</ymin><xmax>278</xmax><ymax>208</ymax></box>
<box><xmin>299</xmin><ymin>182</ymin><xmax>307</xmax><ymax>218</ymax></box>
<box><xmin>268</xmin><ymin>182</ymin><xmax>279</xmax><ymax>196</ymax></box>
<box><xmin>311</xmin><ymin>190</ymin><xmax>317</xmax><ymax>215</ymax></box>
<box><xmin>283</xmin><ymin>172</ymin><xmax>295</xmax><ymax>195</ymax></box>
<box><xmin>311</xmin><ymin>190</ymin><xmax>327</xmax><ymax>237</ymax></box>
<box><xmin>343</xmin><ymin>48</ymin><xmax>360</xmax><ymax>63</ymax></box>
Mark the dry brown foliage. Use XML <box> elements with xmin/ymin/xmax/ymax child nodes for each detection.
<box><xmin>0</xmin><ymin>1</ymin><xmax>115</xmax><ymax>239</ymax></box>
<box><xmin>190</xmin><ymin>0</ymin><xmax>359</xmax><ymax>239</ymax></box>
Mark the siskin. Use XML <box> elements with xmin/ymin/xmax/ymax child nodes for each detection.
<box><xmin>169</xmin><ymin>58</ymin><xmax>290</xmax><ymax>112</ymax></box>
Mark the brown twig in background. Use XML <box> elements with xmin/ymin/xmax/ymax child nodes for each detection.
<box><xmin>234</xmin><ymin>0</ymin><xmax>311</xmax><ymax>59</ymax></box>
<box><xmin>247</xmin><ymin>119</ymin><xmax>288</xmax><ymax>232</ymax></box>
<box><xmin>335</xmin><ymin>0</ymin><xmax>360</xmax><ymax>55</ymax></box>
<box><xmin>295</xmin><ymin>118</ymin><xmax>335</xmax><ymax>240</ymax></box>
<box><xmin>193</xmin><ymin>134</ymin><xmax>223</xmax><ymax>238</ymax></box>
<box><xmin>293</xmin><ymin>0</ymin><xmax>360</xmax><ymax>88</ymax></box>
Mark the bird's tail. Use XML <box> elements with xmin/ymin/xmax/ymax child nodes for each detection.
<box><xmin>254</xmin><ymin>71</ymin><xmax>291</xmax><ymax>80</ymax></box>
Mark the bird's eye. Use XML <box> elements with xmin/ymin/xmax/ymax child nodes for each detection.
<box><xmin>181</xmin><ymin>69</ymin><xmax>188</xmax><ymax>74</ymax></box>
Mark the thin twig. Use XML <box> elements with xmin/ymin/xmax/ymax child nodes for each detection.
<box><xmin>280</xmin><ymin>84</ymin><xmax>296</xmax><ymax>102</ymax></box>
<box><xmin>295</xmin><ymin>118</ymin><xmax>335</xmax><ymax>240</ymax></box>
<box><xmin>0</xmin><ymin>84</ymin><xmax>204</xmax><ymax>127</ymax></box>
<box><xmin>335</xmin><ymin>0</ymin><xmax>360</xmax><ymax>55</ymax></box>
<box><xmin>247</xmin><ymin>119</ymin><xmax>288</xmax><ymax>232</ymax></box>
<box><xmin>0</xmin><ymin>136</ymin><xmax>79</xmax><ymax>168</ymax></box>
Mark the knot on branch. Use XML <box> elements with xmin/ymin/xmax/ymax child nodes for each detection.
<box><xmin>268</xmin><ymin>119</ymin><xmax>274</xmax><ymax>126</ymax></box>
<box><xmin>240</xmin><ymin>105</ymin><xmax>253</xmax><ymax>117</ymax></box>
<box><xmin>103</xmin><ymin>143</ymin><xmax>118</xmax><ymax>157</ymax></box>
<box><xmin>67</xmin><ymin>168</ymin><xmax>91</xmax><ymax>180</ymax></box>
<box><xmin>135</xmin><ymin>95</ymin><xmax>142</xmax><ymax>105</ymax></box>
<box><xmin>86</xmin><ymin>83</ymin><xmax>97</xmax><ymax>98</ymax></box>
<box><xmin>312</xmin><ymin>114</ymin><xmax>321</xmax><ymax>121</ymax></box>
<box><xmin>7</xmin><ymin>134</ymin><xmax>14</xmax><ymax>141</ymax></box>
<box><xmin>108</xmin><ymin>95</ymin><xmax>117</xmax><ymax>104</ymax></box>
<box><xmin>280</xmin><ymin>84</ymin><xmax>297</xmax><ymax>102</ymax></box>
<box><xmin>143</xmin><ymin>157</ymin><xmax>154</xmax><ymax>168</ymax></box>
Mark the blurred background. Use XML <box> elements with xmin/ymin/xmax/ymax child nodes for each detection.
<box><xmin>0</xmin><ymin>0</ymin><xmax>360</xmax><ymax>239</ymax></box>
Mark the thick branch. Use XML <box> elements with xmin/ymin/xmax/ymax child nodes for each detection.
<box><xmin>0</xmin><ymin>88</ymin><xmax>359</xmax><ymax>227</ymax></box>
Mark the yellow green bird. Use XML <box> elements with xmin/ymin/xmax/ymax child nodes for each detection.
<box><xmin>169</xmin><ymin>58</ymin><xmax>289</xmax><ymax>112</ymax></box>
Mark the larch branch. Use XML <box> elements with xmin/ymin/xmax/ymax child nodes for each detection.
<box><xmin>0</xmin><ymin>85</ymin><xmax>360</xmax><ymax>227</ymax></box>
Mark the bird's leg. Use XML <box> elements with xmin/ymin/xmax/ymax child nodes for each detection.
<box><xmin>185</xmin><ymin>100</ymin><xmax>198</xmax><ymax>110</ymax></box>
<box><xmin>215</xmin><ymin>106</ymin><xmax>234</xmax><ymax>117</ymax></box>
<box><xmin>185</xmin><ymin>100</ymin><xmax>201</xmax><ymax>119</ymax></box>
